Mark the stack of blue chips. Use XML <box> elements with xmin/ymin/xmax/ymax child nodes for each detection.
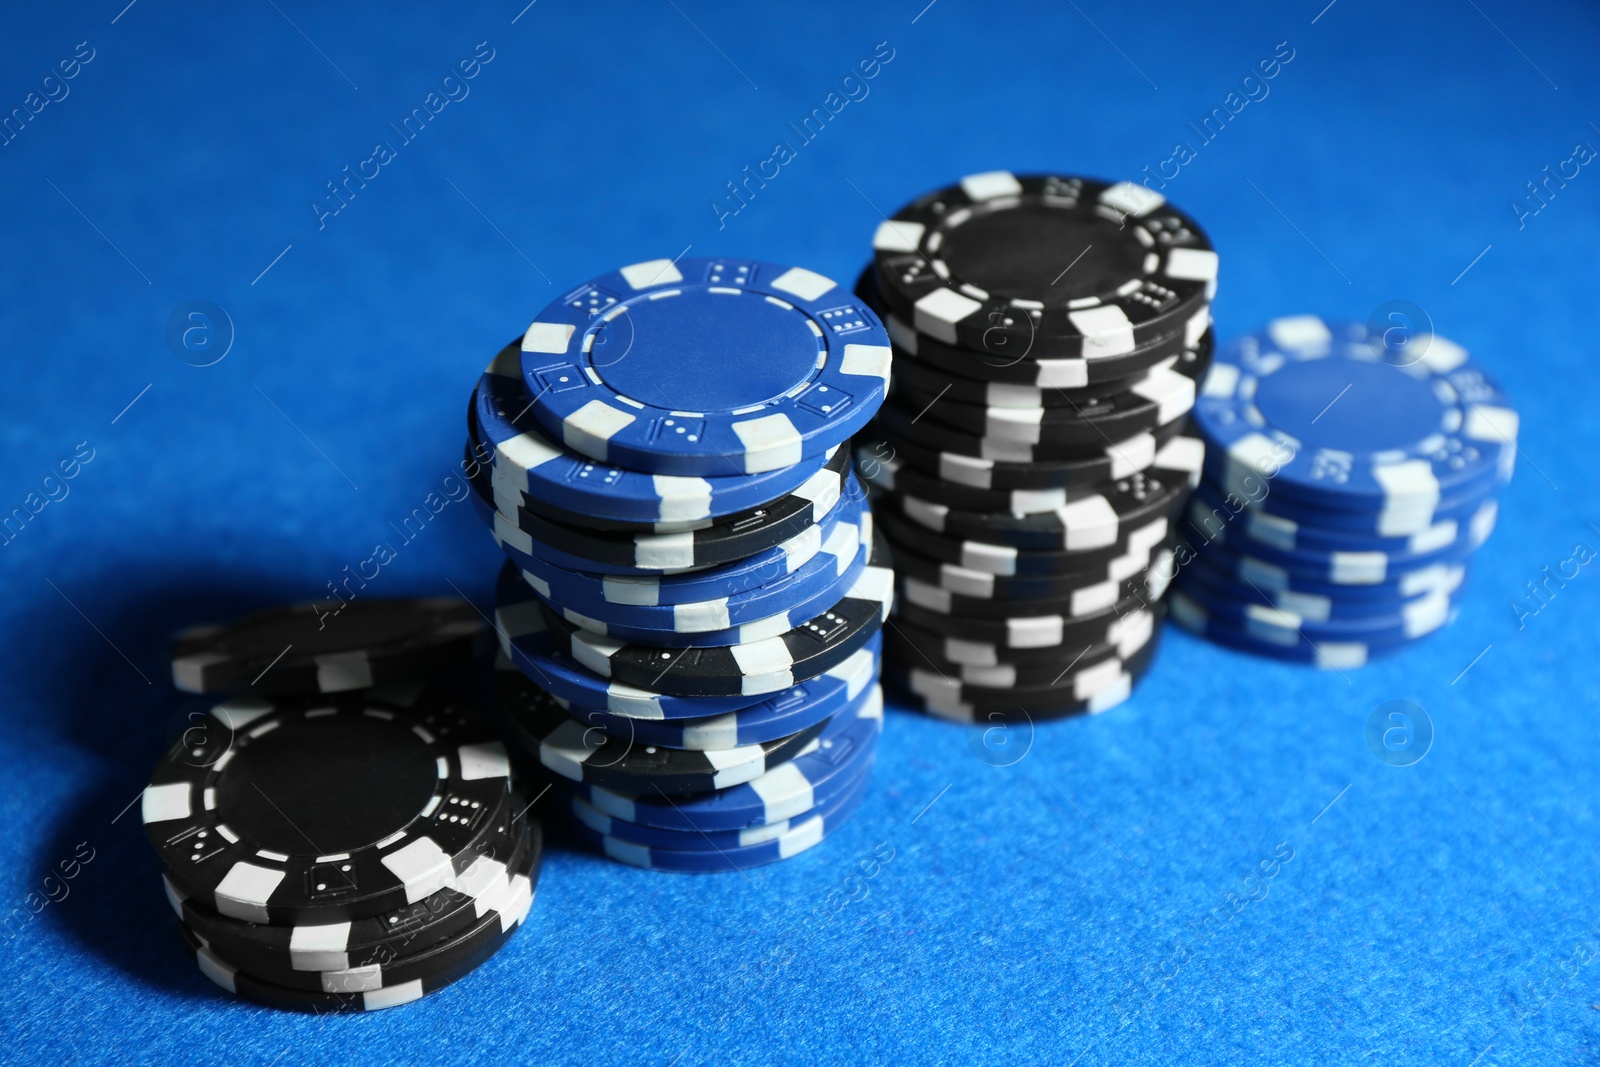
<box><xmin>464</xmin><ymin>257</ymin><xmax>896</xmax><ymax>872</ymax></box>
<box><xmin>1172</xmin><ymin>315</ymin><xmax>1519</xmax><ymax>668</ymax></box>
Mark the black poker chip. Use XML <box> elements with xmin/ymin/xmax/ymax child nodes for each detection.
<box><xmin>496</xmin><ymin>666</ymin><xmax>829</xmax><ymax>796</ymax></box>
<box><xmin>169</xmin><ymin>817</ymin><xmax>539</xmax><ymax>980</ymax></box>
<box><xmin>886</xmin><ymin>631</ymin><xmax>1162</xmax><ymax>722</ymax></box>
<box><xmin>896</xmin><ymin>564</ymin><xmax>1165</xmax><ymax>621</ymax></box>
<box><xmin>886</xmin><ymin>605</ymin><xmax>1162</xmax><ymax>668</ymax></box>
<box><xmin>870</xmin><ymin>172</ymin><xmax>1216</xmax><ymax>360</ymax></box>
<box><xmin>143</xmin><ymin>681</ymin><xmax>514</xmax><ymax>925</ymax></box>
<box><xmin>870</xmin><ymin>397</ymin><xmax>1168</xmax><ymax>465</ymax></box>
<box><xmin>887</xmin><ymin>339</ymin><xmax>1146</xmax><ymax>405</ymax></box>
<box><xmin>492</xmin><ymin>448</ymin><xmax>852</xmax><ymax>571</ymax></box>
<box><xmin>858</xmin><ymin>415</ymin><xmax>1189</xmax><ymax>495</ymax></box>
<box><xmin>170</xmin><ymin>598</ymin><xmax>484</xmax><ymax>696</ymax></box>
<box><xmin>540</xmin><ymin>531</ymin><xmax>894</xmax><ymax>697</ymax></box>
<box><xmin>890</xmin><ymin>535</ymin><xmax>1172</xmax><ymax>602</ymax></box>
<box><xmin>893</xmin><ymin>592</ymin><xmax>1158</xmax><ymax>654</ymax></box>
<box><xmin>884</xmin><ymin>614</ymin><xmax>1155</xmax><ymax>689</ymax></box>
<box><xmin>177</xmin><ymin>882</ymin><xmax>530</xmax><ymax>1011</ymax></box>
<box><xmin>855</xmin><ymin>261</ymin><xmax>1208</xmax><ymax>388</ymax></box>
<box><xmin>887</xmin><ymin>362</ymin><xmax>1197</xmax><ymax>449</ymax></box>
<box><xmin>886</xmin><ymin>436</ymin><xmax>1202</xmax><ymax>552</ymax></box>
<box><xmin>875</xmin><ymin>498</ymin><xmax>1169</xmax><ymax>579</ymax></box>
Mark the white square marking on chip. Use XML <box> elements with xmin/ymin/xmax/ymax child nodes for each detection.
<box><xmin>563</xmin><ymin>401</ymin><xmax>636</xmax><ymax>459</ymax></box>
<box><xmin>1267</xmin><ymin>315</ymin><xmax>1333</xmax><ymax>350</ymax></box>
<box><xmin>458</xmin><ymin>741</ymin><xmax>510</xmax><ymax>781</ymax></box>
<box><xmin>1166</xmin><ymin>247</ymin><xmax>1219</xmax><ymax>282</ymax></box>
<box><xmin>1069</xmin><ymin>305</ymin><xmax>1137</xmax><ymax>358</ymax></box>
<box><xmin>840</xmin><ymin>343</ymin><xmax>892</xmax><ymax>381</ymax></box>
<box><xmin>731</xmin><ymin>414</ymin><xmax>803</xmax><ymax>472</ymax></box>
<box><xmin>960</xmin><ymin>171</ymin><xmax>1024</xmax><ymax>200</ymax></box>
<box><xmin>872</xmin><ymin>220</ymin><xmax>925</xmax><ymax>253</ymax></box>
<box><xmin>214</xmin><ymin>862</ymin><xmax>287</xmax><ymax>924</ymax></box>
<box><xmin>1100</xmin><ymin>181</ymin><xmax>1164</xmax><ymax>217</ymax></box>
<box><xmin>913</xmin><ymin>288</ymin><xmax>983</xmax><ymax>344</ymax></box>
<box><xmin>770</xmin><ymin>267</ymin><xmax>837</xmax><ymax>302</ymax></box>
<box><xmin>142</xmin><ymin>782</ymin><xmax>193</xmax><ymax>824</ymax></box>
<box><xmin>619</xmin><ymin>259</ymin><xmax>683</xmax><ymax>289</ymax></box>
<box><xmin>290</xmin><ymin>922</ymin><xmax>354</xmax><ymax>972</ymax></box>
<box><xmin>521</xmin><ymin>321</ymin><xmax>576</xmax><ymax>355</ymax></box>
<box><xmin>381</xmin><ymin>836</ymin><xmax>454</xmax><ymax>903</ymax></box>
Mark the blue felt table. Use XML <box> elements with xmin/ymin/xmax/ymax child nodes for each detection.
<box><xmin>3</xmin><ymin>1</ymin><xmax>1598</xmax><ymax>1064</ymax></box>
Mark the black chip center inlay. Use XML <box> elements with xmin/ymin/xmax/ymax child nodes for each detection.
<box><xmin>941</xmin><ymin>208</ymin><xmax>1145</xmax><ymax>304</ymax></box>
<box><xmin>217</xmin><ymin>713</ymin><xmax>438</xmax><ymax>854</ymax></box>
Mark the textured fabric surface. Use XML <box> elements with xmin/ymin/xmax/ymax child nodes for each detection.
<box><xmin>2</xmin><ymin>1</ymin><xmax>1598</xmax><ymax>1064</ymax></box>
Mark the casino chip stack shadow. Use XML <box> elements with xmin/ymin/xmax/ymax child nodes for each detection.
<box><xmin>145</xmin><ymin>600</ymin><xmax>540</xmax><ymax>1013</ymax></box>
<box><xmin>1172</xmin><ymin>315</ymin><xmax>1518</xmax><ymax>667</ymax></box>
<box><xmin>856</xmin><ymin>171</ymin><xmax>1217</xmax><ymax>723</ymax></box>
<box><xmin>468</xmin><ymin>257</ymin><xmax>893</xmax><ymax>873</ymax></box>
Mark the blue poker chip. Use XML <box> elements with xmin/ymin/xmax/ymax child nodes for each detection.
<box><xmin>1169</xmin><ymin>589</ymin><xmax>1455</xmax><ymax>669</ymax></box>
<box><xmin>1173</xmin><ymin>537</ymin><xmax>1470</xmax><ymax>603</ymax></box>
<box><xmin>494</xmin><ymin>571</ymin><xmax>765</xmax><ymax>720</ymax></box>
<box><xmin>470</xmin><ymin>340</ymin><xmax>837</xmax><ymax>524</ymax></box>
<box><xmin>518</xmin><ymin>258</ymin><xmax>892</xmax><ymax>476</ymax></box>
<box><xmin>469</xmin><ymin>464</ymin><xmax>851</xmax><ymax>586</ymax></box>
<box><xmin>548</xmin><ymin>516</ymin><xmax>871</xmax><ymax>649</ymax></box>
<box><xmin>519</xmin><ymin>495</ymin><xmax>869</xmax><ymax>636</ymax></box>
<box><xmin>555</xmin><ymin>636</ymin><xmax>881</xmax><ymax>750</ymax></box>
<box><xmin>1194</xmin><ymin>316</ymin><xmax>1518</xmax><ymax>513</ymax></box>
<box><xmin>566</xmin><ymin>758</ymin><xmax>871</xmax><ymax>871</ymax></box>
<box><xmin>1192</xmin><ymin>465</ymin><xmax>1497</xmax><ymax>539</ymax></box>
<box><xmin>1171</xmin><ymin>575</ymin><xmax>1455</xmax><ymax>643</ymax></box>
<box><xmin>1186</xmin><ymin>482</ymin><xmax>1499</xmax><ymax>558</ymax></box>
<box><xmin>552</xmin><ymin>688</ymin><xmax>882</xmax><ymax>832</ymax></box>
<box><xmin>1172</xmin><ymin>550</ymin><xmax>1467</xmax><ymax>623</ymax></box>
<box><xmin>1182</xmin><ymin>495</ymin><xmax>1496</xmax><ymax>585</ymax></box>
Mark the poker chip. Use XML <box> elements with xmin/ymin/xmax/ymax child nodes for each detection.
<box><xmin>558</xmin><ymin>638</ymin><xmax>881</xmax><ymax>751</ymax></box>
<box><xmin>888</xmin><ymin>634</ymin><xmax>1161</xmax><ymax>723</ymax></box>
<box><xmin>568</xmin><ymin>763</ymin><xmax>871</xmax><ymax>872</ymax></box>
<box><xmin>1194</xmin><ymin>469</ymin><xmax>1497</xmax><ymax>538</ymax></box>
<box><xmin>891</xmin><ymin>535</ymin><xmax>1166</xmax><ymax>602</ymax></box>
<box><xmin>470</xmin><ymin>342</ymin><xmax>839</xmax><ymax>524</ymax></box>
<box><xmin>497</xmin><ymin>664</ymin><xmax>830</xmax><ymax>795</ymax></box>
<box><xmin>1187</xmin><ymin>483</ymin><xmax>1498</xmax><ymax>558</ymax></box>
<box><xmin>884</xmin><ymin>615</ymin><xmax>1153</xmax><ymax>688</ymax></box>
<box><xmin>518</xmin><ymin>257</ymin><xmax>892</xmax><ymax>476</ymax></box>
<box><xmin>877</xmin><ymin>504</ymin><xmax>1170</xmax><ymax>579</ymax></box>
<box><xmin>167</xmin><ymin>818</ymin><xmax>539</xmax><ymax>977</ymax></box>
<box><xmin>897</xmin><ymin>548</ymin><xmax>1170</xmax><ymax>621</ymax></box>
<box><xmin>1169</xmin><ymin>590</ymin><xmax>1455</xmax><ymax>669</ymax></box>
<box><xmin>492</xmin><ymin>450</ymin><xmax>851</xmax><ymax>572</ymax></box>
<box><xmin>1183</xmin><ymin>496</ymin><xmax>1495</xmax><ymax>585</ymax></box>
<box><xmin>143</xmin><ymin>681</ymin><xmax>515</xmax><ymax>925</ymax></box>
<box><xmin>537</xmin><ymin>531</ymin><xmax>892</xmax><ymax>698</ymax></box>
<box><xmin>170</xmin><ymin>599</ymin><xmax>483</xmax><ymax>696</ymax></box>
<box><xmin>892</xmin><ymin>361</ymin><xmax>1197</xmax><ymax>447</ymax></box>
<box><xmin>1174</xmin><ymin>315</ymin><xmax>1517</xmax><ymax>664</ymax></box>
<box><xmin>1173</xmin><ymin>550</ymin><xmax>1467</xmax><ymax>622</ymax></box>
<box><xmin>474</xmin><ymin>473</ymin><xmax>849</xmax><ymax>597</ymax></box>
<box><xmin>886</xmin><ymin>340</ymin><xmax>1149</xmax><ymax>406</ymax></box>
<box><xmin>550</xmin><ymin>514</ymin><xmax>872</xmax><ymax>649</ymax></box>
<box><xmin>870</xmin><ymin>172</ymin><xmax>1217</xmax><ymax>360</ymax></box>
<box><xmin>178</xmin><ymin>873</ymin><xmax>531</xmax><ymax>1011</ymax></box>
<box><xmin>894</xmin><ymin>593</ymin><xmax>1158</xmax><ymax>653</ymax></box>
<box><xmin>861</xmin><ymin>414</ymin><xmax>1189</xmax><ymax>496</ymax></box>
<box><xmin>559</xmin><ymin>687</ymin><xmax>882</xmax><ymax>832</ymax></box>
<box><xmin>890</xmin><ymin>435</ymin><xmax>1202</xmax><ymax>552</ymax></box>
<box><xmin>1194</xmin><ymin>316</ymin><xmax>1517</xmax><ymax>512</ymax></box>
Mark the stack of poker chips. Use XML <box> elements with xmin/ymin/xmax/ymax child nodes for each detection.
<box><xmin>467</xmin><ymin>257</ymin><xmax>894</xmax><ymax>872</ymax></box>
<box><xmin>1172</xmin><ymin>315</ymin><xmax>1518</xmax><ymax>668</ymax></box>
<box><xmin>855</xmin><ymin>171</ymin><xmax>1217</xmax><ymax>722</ymax></box>
<box><xmin>146</xmin><ymin>600</ymin><xmax>538</xmax><ymax>1013</ymax></box>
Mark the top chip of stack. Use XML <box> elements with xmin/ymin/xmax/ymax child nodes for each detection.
<box><xmin>858</xmin><ymin>171</ymin><xmax>1219</xmax><ymax>722</ymax></box>
<box><xmin>1171</xmin><ymin>315</ymin><xmax>1519</xmax><ymax>668</ymax></box>
<box><xmin>468</xmin><ymin>257</ymin><xmax>894</xmax><ymax>871</ymax></box>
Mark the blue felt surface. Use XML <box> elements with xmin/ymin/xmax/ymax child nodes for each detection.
<box><xmin>2</xmin><ymin>1</ymin><xmax>1599</xmax><ymax>1064</ymax></box>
